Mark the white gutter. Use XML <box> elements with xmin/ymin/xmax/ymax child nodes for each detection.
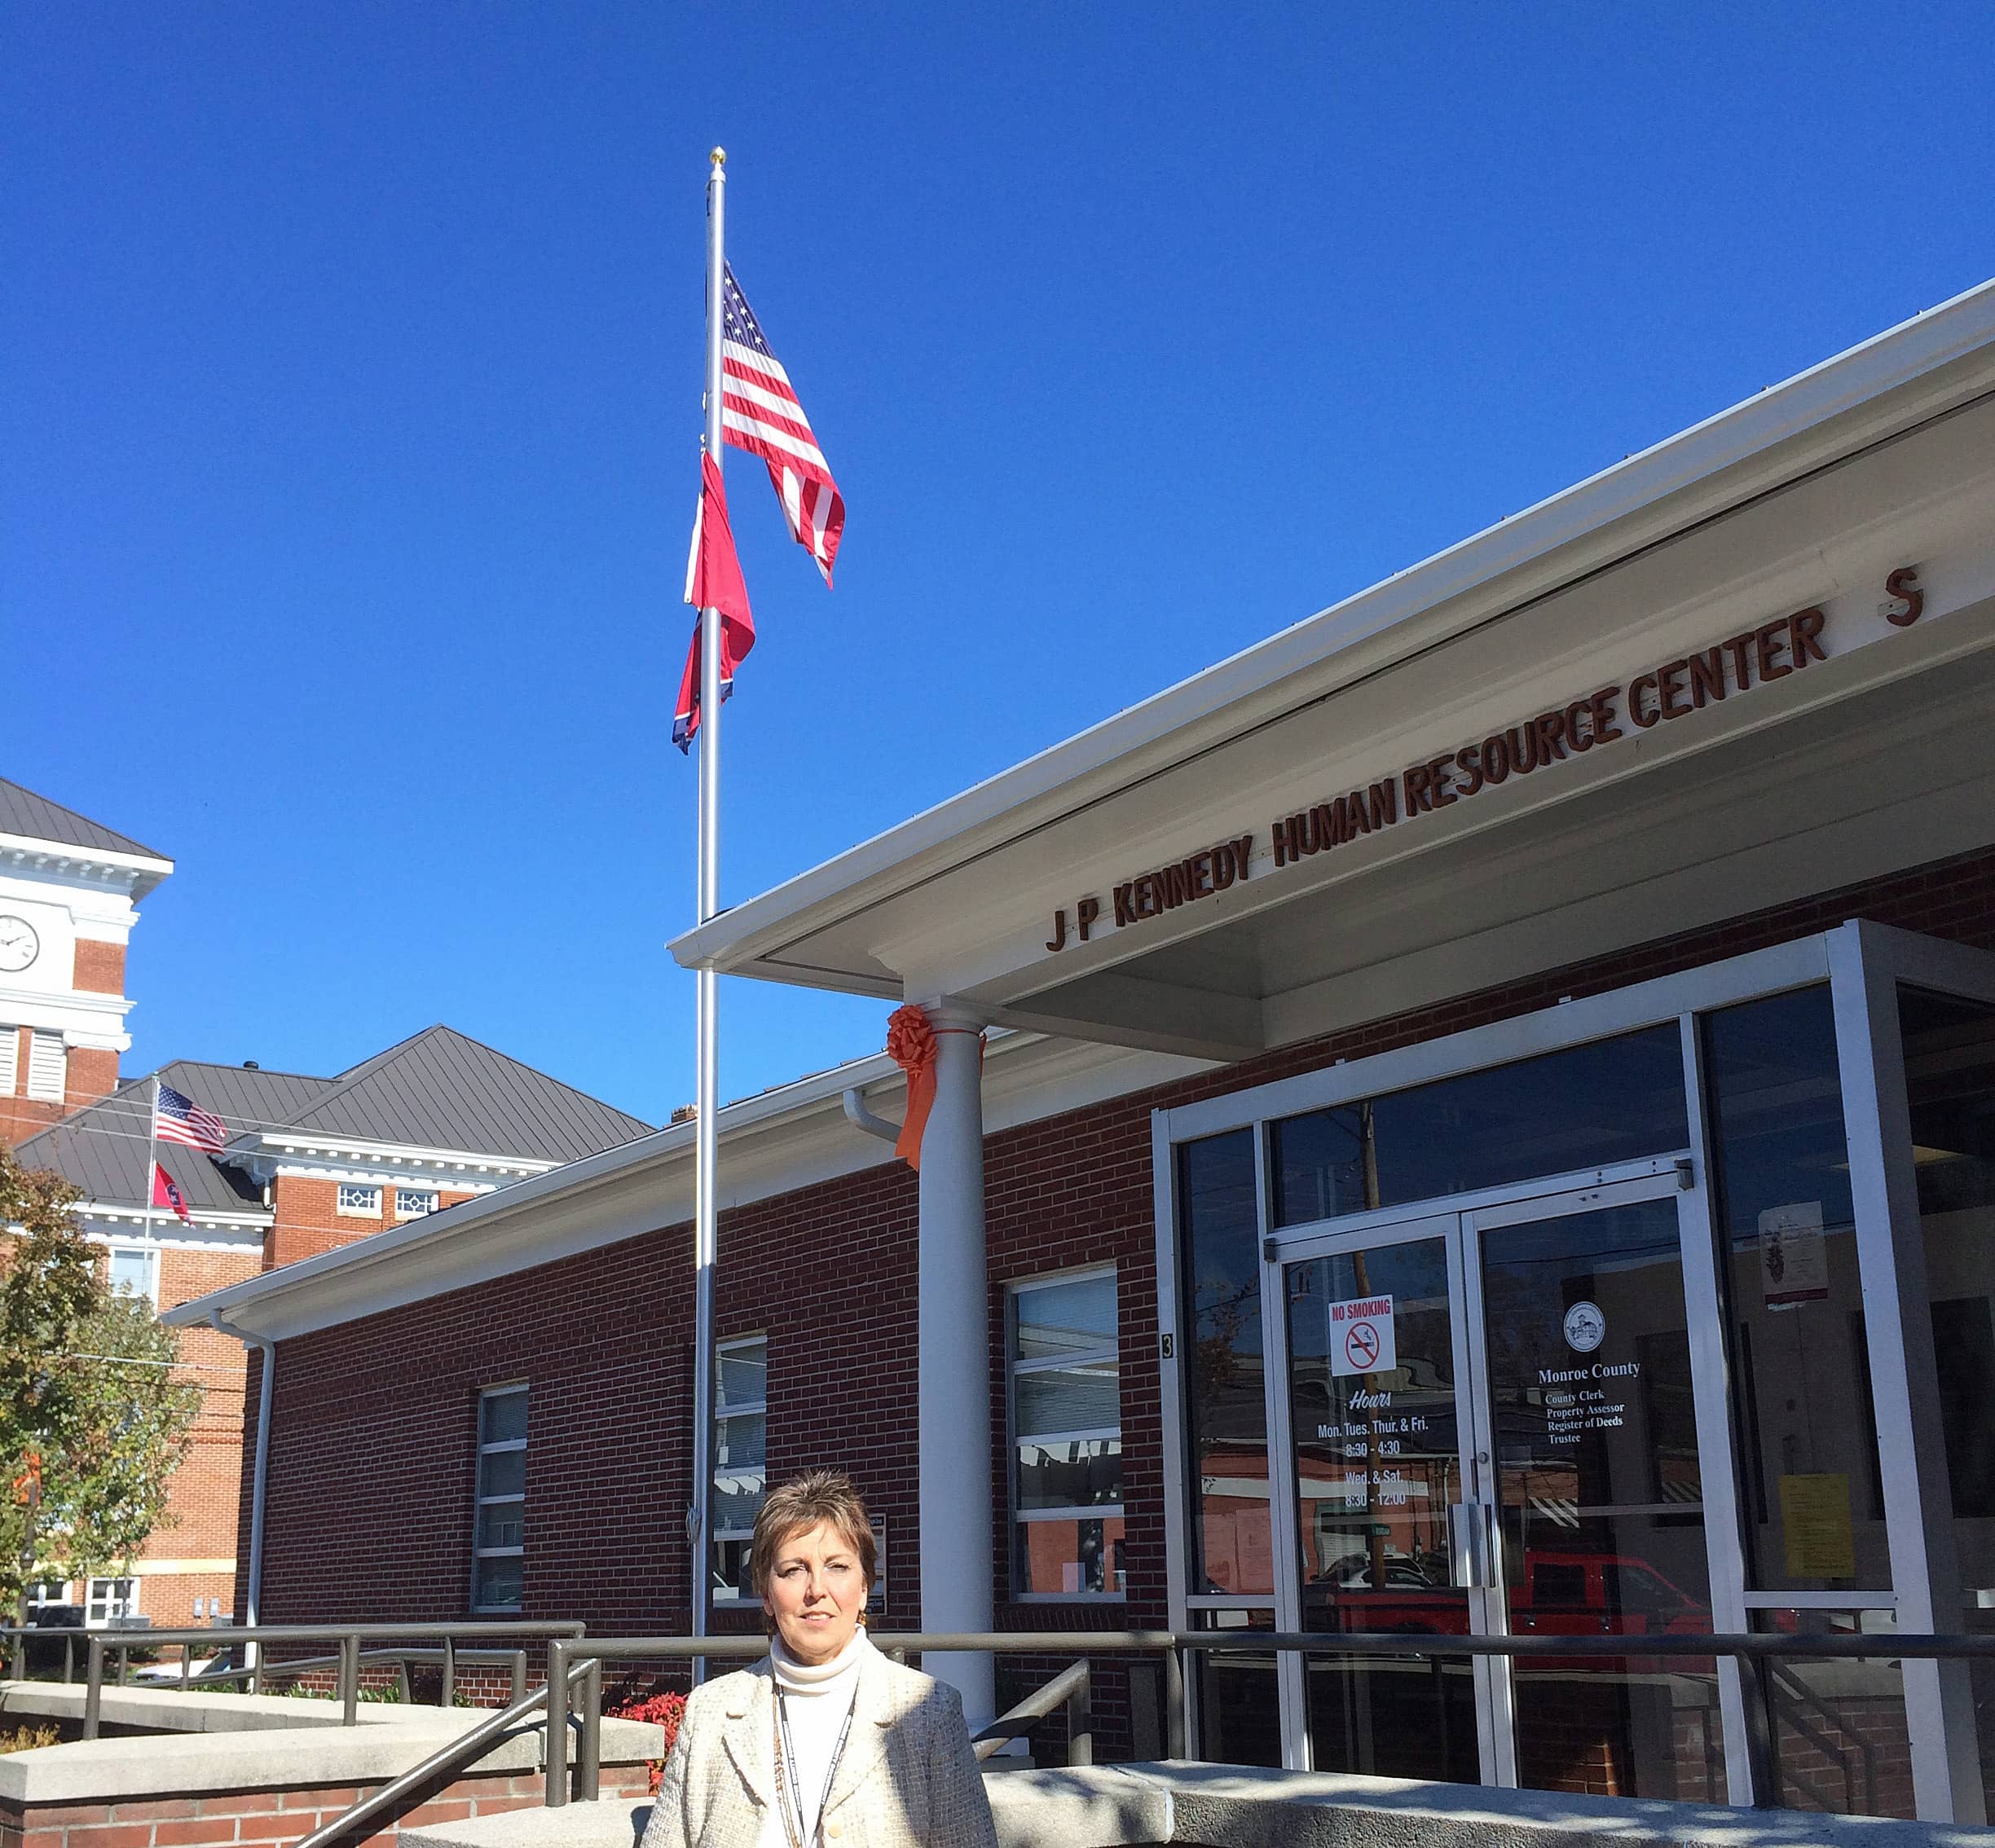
<box><xmin>209</xmin><ymin>1312</ymin><xmax>273</xmax><ymax>1664</ymax></box>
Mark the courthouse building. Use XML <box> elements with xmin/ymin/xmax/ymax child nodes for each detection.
<box><xmin>173</xmin><ymin>280</ymin><xmax>1995</xmax><ymax>1823</ymax></box>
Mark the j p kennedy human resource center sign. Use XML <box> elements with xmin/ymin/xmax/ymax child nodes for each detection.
<box><xmin>1042</xmin><ymin>565</ymin><xmax>1931</xmax><ymax>956</ymax></box>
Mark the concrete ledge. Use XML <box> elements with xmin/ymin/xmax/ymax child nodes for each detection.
<box><xmin>0</xmin><ymin>1683</ymin><xmax>663</xmax><ymax>1804</ymax></box>
<box><xmin>1143</xmin><ymin>1763</ymin><xmax>1995</xmax><ymax>1848</ymax></box>
<box><xmin>400</xmin><ymin>1764</ymin><xmax>1995</xmax><ymax>1848</ymax></box>
<box><xmin>403</xmin><ymin>1767</ymin><xmax>1174</xmax><ymax>1848</ymax></box>
<box><xmin>2</xmin><ymin>1680</ymin><xmax>416</xmax><ymax>1733</ymax></box>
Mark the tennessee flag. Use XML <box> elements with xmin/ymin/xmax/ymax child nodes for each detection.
<box><xmin>152</xmin><ymin>1161</ymin><xmax>192</xmax><ymax>1225</ymax></box>
<box><xmin>673</xmin><ymin>453</ymin><xmax>755</xmax><ymax>751</ymax></box>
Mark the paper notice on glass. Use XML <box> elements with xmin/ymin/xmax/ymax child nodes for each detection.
<box><xmin>1759</xmin><ymin>1201</ymin><xmax>1828</xmax><ymax>1309</ymax></box>
<box><xmin>1780</xmin><ymin>1472</ymin><xmax>1856</xmax><ymax>1578</ymax></box>
<box><xmin>1328</xmin><ymin>1294</ymin><xmax>1397</xmax><ymax>1377</ymax></box>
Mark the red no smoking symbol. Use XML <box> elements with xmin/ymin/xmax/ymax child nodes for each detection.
<box><xmin>1345</xmin><ymin>1320</ymin><xmax>1381</xmax><ymax>1370</ymax></box>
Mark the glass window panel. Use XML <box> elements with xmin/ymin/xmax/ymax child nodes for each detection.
<box><xmin>1755</xmin><ymin>1609</ymin><xmax>1914</xmax><ymax>1819</ymax></box>
<box><xmin>479</xmin><ymin>1446</ymin><xmax>526</xmax><ymax>1498</ymax></box>
<box><xmin>477</xmin><ymin>1501</ymin><xmax>524</xmax><ymax>1551</ymax></box>
<box><xmin>1179</xmin><ymin>1130</ymin><xmax>1271</xmax><ymax>1595</ymax></box>
<box><xmin>1015</xmin><ymin>1516</ymin><xmax>1126</xmax><ymax>1595</ymax></box>
<box><xmin>1015</xmin><ymin>1274</ymin><xmax>1118</xmax><ymax>1359</ymax></box>
<box><xmin>1015</xmin><ymin>1362</ymin><xmax>1120</xmax><ymax>1437</ymax></box>
<box><xmin>1191</xmin><ymin>1608</ymin><xmax>1283</xmax><ymax>1767</ymax></box>
<box><xmin>714</xmin><ymin>1469</ymin><xmax>767</xmax><ymax>1534</ymax></box>
<box><xmin>1899</xmin><ymin>985</ymin><xmax>1995</xmax><ymax>1820</ymax></box>
<box><xmin>480</xmin><ymin>1388</ymin><xmax>528</xmax><ymax>1447</ymax></box>
<box><xmin>1703</xmin><ymin>987</ymin><xmax>1889</xmax><ymax>1595</ymax></box>
<box><xmin>473</xmin><ymin>1555</ymin><xmax>522</xmax><ymax>1611</ymax></box>
<box><xmin>1480</xmin><ymin>1197</ymin><xmax>1720</xmax><ymax>1802</ymax></box>
<box><xmin>108</xmin><ymin>1249</ymin><xmax>153</xmax><ymax>1299</ymax></box>
<box><xmin>719</xmin><ymin>1344</ymin><xmax>766</xmax><ymax>1410</ymax></box>
<box><xmin>713</xmin><ymin>1535</ymin><xmax>754</xmax><ymax>1600</ymax></box>
<box><xmin>1016</xmin><ymin>1437</ymin><xmax>1122</xmax><ymax>1510</ymax></box>
<box><xmin>716</xmin><ymin>1410</ymin><xmax>765</xmax><ymax>1473</ymax></box>
<box><xmin>1274</xmin><ymin>1025</ymin><xmax>1689</xmax><ymax>1225</ymax></box>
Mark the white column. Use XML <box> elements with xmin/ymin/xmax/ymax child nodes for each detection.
<box><xmin>915</xmin><ymin>1002</ymin><xmax>994</xmax><ymax>1723</ymax></box>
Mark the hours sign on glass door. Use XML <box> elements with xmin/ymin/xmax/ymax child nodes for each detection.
<box><xmin>1329</xmin><ymin>1294</ymin><xmax>1397</xmax><ymax>1376</ymax></box>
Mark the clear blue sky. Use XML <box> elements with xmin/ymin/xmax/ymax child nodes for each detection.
<box><xmin>8</xmin><ymin>4</ymin><xmax>1993</xmax><ymax>1125</ymax></box>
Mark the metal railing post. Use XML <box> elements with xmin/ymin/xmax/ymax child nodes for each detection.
<box><xmin>84</xmin><ymin>1636</ymin><xmax>104</xmax><ymax>1738</ymax></box>
<box><xmin>64</xmin><ymin>1632</ymin><xmax>75</xmax><ymax>1685</ymax></box>
<box><xmin>577</xmin><ymin>1657</ymin><xmax>602</xmax><ymax>1801</ymax></box>
<box><xmin>1067</xmin><ymin>1661</ymin><xmax>1093</xmax><ymax>1767</ymax></box>
<box><xmin>441</xmin><ymin>1634</ymin><xmax>456</xmax><ymax>1709</ymax></box>
<box><xmin>545</xmin><ymin>1640</ymin><xmax>571</xmax><ymax>1807</ymax></box>
<box><xmin>8</xmin><ymin>1628</ymin><xmax>21</xmax><ymax>1680</ymax></box>
<box><xmin>511</xmin><ymin>1648</ymin><xmax>526</xmax><ymax>1705</ymax></box>
<box><xmin>1163</xmin><ymin>1643</ymin><xmax>1185</xmax><ymax>1759</ymax></box>
<box><xmin>340</xmin><ymin>1632</ymin><xmax>360</xmax><ymax>1725</ymax></box>
<box><xmin>1735</xmin><ymin>1648</ymin><xmax>1781</xmax><ymax>1809</ymax></box>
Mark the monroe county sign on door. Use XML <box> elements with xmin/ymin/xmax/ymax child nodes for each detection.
<box><xmin>1328</xmin><ymin>1294</ymin><xmax>1397</xmax><ymax>1378</ymax></box>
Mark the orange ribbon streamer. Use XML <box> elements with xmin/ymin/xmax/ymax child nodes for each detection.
<box><xmin>885</xmin><ymin>1005</ymin><xmax>939</xmax><ymax>1170</ymax></box>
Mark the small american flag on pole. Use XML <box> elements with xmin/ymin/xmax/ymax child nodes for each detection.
<box><xmin>720</xmin><ymin>264</ymin><xmax>845</xmax><ymax>585</ymax></box>
<box><xmin>156</xmin><ymin>1083</ymin><xmax>227</xmax><ymax>1154</ymax></box>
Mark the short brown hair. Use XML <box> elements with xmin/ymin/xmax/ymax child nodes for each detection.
<box><xmin>751</xmin><ymin>1469</ymin><xmax>876</xmax><ymax>1599</ymax></box>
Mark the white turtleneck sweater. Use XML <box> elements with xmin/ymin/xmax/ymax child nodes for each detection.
<box><xmin>762</xmin><ymin>1629</ymin><xmax>871</xmax><ymax>1847</ymax></box>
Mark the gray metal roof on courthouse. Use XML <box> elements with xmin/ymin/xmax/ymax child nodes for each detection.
<box><xmin>0</xmin><ymin>777</ymin><xmax>170</xmax><ymax>865</ymax></box>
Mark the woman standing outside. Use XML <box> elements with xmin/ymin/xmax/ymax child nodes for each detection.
<box><xmin>641</xmin><ymin>1469</ymin><xmax>998</xmax><ymax>1848</ymax></box>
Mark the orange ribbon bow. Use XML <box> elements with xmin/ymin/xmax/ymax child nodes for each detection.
<box><xmin>885</xmin><ymin>1005</ymin><xmax>939</xmax><ymax>1170</ymax></box>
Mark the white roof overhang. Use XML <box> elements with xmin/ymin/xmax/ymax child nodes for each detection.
<box><xmin>669</xmin><ymin>279</ymin><xmax>1995</xmax><ymax>1062</ymax></box>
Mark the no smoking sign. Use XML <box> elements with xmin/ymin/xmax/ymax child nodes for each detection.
<box><xmin>1328</xmin><ymin>1293</ymin><xmax>1398</xmax><ymax>1378</ymax></box>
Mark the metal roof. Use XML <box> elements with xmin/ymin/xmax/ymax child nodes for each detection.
<box><xmin>14</xmin><ymin>1061</ymin><xmax>331</xmax><ymax>1213</ymax></box>
<box><xmin>262</xmin><ymin>1024</ymin><xmax>652</xmax><ymax>1163</ymax></box>
<box><xmin>17</xmin><ymin>1031</ymin><xmax>650</xmax><ymax>1212</ymax></box>
<box><xmin>0</xmin><ymin>777</ymin><xmax>170</xmax><ymax>864</ymax></box>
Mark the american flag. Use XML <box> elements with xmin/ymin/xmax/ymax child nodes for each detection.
<box><xmin>156</xmin><ymin>1082</ymin><xmax>227</xmax><ymax>1154</ymax></box>
<box><xmin>721</xmin><ymin>264</ymin><xmax>845</xmax><ymax>585</ymax></box>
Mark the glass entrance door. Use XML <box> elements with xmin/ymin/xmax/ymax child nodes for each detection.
<box><xmin>1279</xmin><ymin>1168</ymin><xmax>1718</xmax><ymax>1793</ymax></box>
<box><xmin>1466</xmin><ymin>1181</ymin><xmax>1725</xmax><ymax>1802</ymax></box>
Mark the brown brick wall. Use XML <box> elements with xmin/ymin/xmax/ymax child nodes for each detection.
<box><xmin>65</xmin><ymin>1047</ymin><xmax>119</xmax><ymax>1111</ymax></box>
<box><xmin>266</xmin><ymin>1177</ymin><xmax>482</xmax><ymax>1271</ymax></box>
<box><xmin>0</xmin><ymin>1031</ymin><xmax>118</xmax><ymax>1144</ymax></box>
<box><xmin>0</xmin><ymin>1764</ymin><xmax>652</xmax><ymax>1848</ymax></box>
<box><xmin>239</xmin><ymin>842</ymin><xmax>1995</xmax><ymax>1752</ymax></box>
<box><xmin>72</xmin><ymin>939</ymin><xmax>126</xmax><ymax>997</ymax></box>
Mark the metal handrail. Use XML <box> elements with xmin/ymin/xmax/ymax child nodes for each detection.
<box><xmin>80</xmin><ymin>1621</ymin><xmax>584</xmax><ymax>1736</ymax></box>
<box><xmin>293</xmin><ymin>1660</ymin><xmax>592</xmax><ymax>1848</ymax></box>
<box><xmin>972</xmin><ymin>1657</ymin><xmax>1090</xmax><ymax>1765</ymax></box>
<box><xmin>2</xmin><ymin>1625</ymin><xmax>80</xmax><ymax>1684</ymax></box>
<box><xmin>537</xmin><ymin>1626</ymin><xmax>1995</xmax><ymax>1813</ymax></box>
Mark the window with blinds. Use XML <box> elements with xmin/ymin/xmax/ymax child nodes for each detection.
<box><xmin>0</xmin><ymin>1027</ymin><xmax>16</xmax><ymax>1096</ymax></box>
<box><xmin>25</xmin><ymin>1031</ymin><xmax>64</xmax><ymax>1102</ymax></box>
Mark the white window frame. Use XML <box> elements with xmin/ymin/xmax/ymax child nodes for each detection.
<box><xmin>335</xmin><ymin>1182</ymin><xmax>382</xmax><ymax>1218</ymax></box>
<box><xmin>394</xmin><ymin>1186</ymin><xmax>439</xmax><ymax>1219</ymax></box>
<box><xmin>1008</xmin><ymin>1265</ymin><xmax>1125</xmax><ymax>1602</ymax></box>
<box><xmin>25</xmin><ymin>1030</ymin><xmax>64</xmax><ymax>1102</ymax></box>
<box><xmin>0</xmin><ymin>1025</ymin><xmax>17</xmax><ymax>1097</ymax></box>
<box><xmin>712</xmin><ymin>1334</ymin><xmax>768</xmax><ymax>1605</ymax></box>
<box><xmin>471</xmin><ymin>1383</ymin><xmax>527</xmax><ymax>1613</ymax></box>
<box><xmin>86</xmin><ymin>1577</ymin><xmax>139</xmax><ymax>1627</ymax></box>
<box><xmin>106</xmin><ymin>1244</ymin><xmax>161</xmax><ymax>1307</ymax></box>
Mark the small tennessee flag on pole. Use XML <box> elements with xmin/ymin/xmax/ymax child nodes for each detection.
<box><xmin>672</xmin><ymin>452</ymin><xmax>755</xmax><ymax>751</ymax></box>
<box><xmin>152</xmin><ymin>1160</ymin><xmax>192</xmax><ymax>1225</ymax></box>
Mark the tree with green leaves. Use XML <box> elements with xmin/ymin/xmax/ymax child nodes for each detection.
<box><xmin>1</xmin><ymin>1142</ymin><xmax>201</xmax><ymax>1613</ymax></box>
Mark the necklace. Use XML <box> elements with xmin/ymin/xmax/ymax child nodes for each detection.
<box><xmin>770</xmin><ymin>1679</ymin><xmax>857</xmax><ymax>1848</ymax></box>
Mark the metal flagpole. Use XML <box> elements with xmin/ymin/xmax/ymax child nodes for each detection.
<box><xmin>687</xmin><ymin>145</ymin><xmax>727</xmax><ymax>1667</ymax></box>
<box><xmin>145</xmin><ymin>1074</ymin><xmax>162</xmax><ymax>1240</ymax></box>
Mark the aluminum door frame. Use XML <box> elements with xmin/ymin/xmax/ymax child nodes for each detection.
<box><xmin>1459</xmin><ymin>1168</ymin><xmax>1711</xmax><ymax>1796</ymax></box>
<box><xmin>1265</xmin><ymin>1207</ymin><xmax>1499</xmax><ymax>1780</ymax></box>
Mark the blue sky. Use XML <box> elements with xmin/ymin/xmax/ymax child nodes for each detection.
<box><xmin>8</xmin><ymin>3</ymin><xmax>1993</xmax><ymax>1124</ymax></box>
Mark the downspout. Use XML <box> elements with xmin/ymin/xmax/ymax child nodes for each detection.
<box><xmin>211</xmin><ymin>1313</ymin><xmax>275</xmax><ymax>1666</ymax></box>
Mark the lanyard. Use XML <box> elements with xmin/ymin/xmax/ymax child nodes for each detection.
<box><xmin>773</xmin><ymin>1681</ymin><xmax>857</xmax><ymax>1848</ymax></box>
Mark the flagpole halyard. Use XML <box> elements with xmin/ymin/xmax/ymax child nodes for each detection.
<box><xmin>146</xmin><ymin>1073</ymin><xmax>161</xmax><ymax>1243</ymax></box>
<box><xmin>688</xmin><ymin>145</ymin><xmax>727</xmax><ymax>1666</ymax></box>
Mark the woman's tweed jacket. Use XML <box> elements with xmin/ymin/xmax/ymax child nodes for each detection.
<box><xmin>639</xmin><ymin>1646</ymin><xmax>999</xmax><ymax>1848</ymax></box>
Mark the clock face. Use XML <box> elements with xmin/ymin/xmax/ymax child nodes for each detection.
<box><xmin>0</xmin><ymin>915</ymin><xmax>38</xmax><ymax>974</ymax></box>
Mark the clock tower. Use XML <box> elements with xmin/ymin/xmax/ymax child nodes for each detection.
<box><xmin>0</xmin><ymin>777</ymin><xmax>173</xmax><ymax>1145</ymax></box>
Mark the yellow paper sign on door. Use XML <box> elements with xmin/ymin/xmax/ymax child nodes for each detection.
<box><xmin>1780</xmin><ymin>1472</ymin><xmax>1856</xmax><ymax>1578</ymax></box>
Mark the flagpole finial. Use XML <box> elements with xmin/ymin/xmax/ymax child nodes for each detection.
<box><xmin>710</xmin><ymin>147</ymin><xmax>726</xmax><ymax>168</ymax></box>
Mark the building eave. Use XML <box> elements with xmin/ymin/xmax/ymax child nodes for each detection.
<box><xmin>668</xmin><ymin>274</ymin><xmax>1995</xmax><ymax>989</ymax></box>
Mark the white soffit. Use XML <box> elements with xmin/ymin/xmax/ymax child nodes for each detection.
<box><xmin>668</xmin><ymin>277</ymin><xmax>1995</xmax><ymax>1023</ymax></box>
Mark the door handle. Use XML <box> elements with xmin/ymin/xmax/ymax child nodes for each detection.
<box><xmin>1448</xmin><ymin>1503</ymin><xmax>1495</xmax><ymax>1590</ymax></box>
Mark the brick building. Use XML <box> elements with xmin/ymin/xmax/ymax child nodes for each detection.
<box><xmin>174</xmin><ymin>284</ymin><xmax>1995</xmax><ymax>1821</ymax></box>
<box><xmin>16</xmin><ymin>1024</ymin><xmax>650</xmax><ymax>1630</ymax></box>
<box><xmin>0</xmin><ymin>778</ymin><xmax>172</xmax><ymax>1144</ymax></box>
